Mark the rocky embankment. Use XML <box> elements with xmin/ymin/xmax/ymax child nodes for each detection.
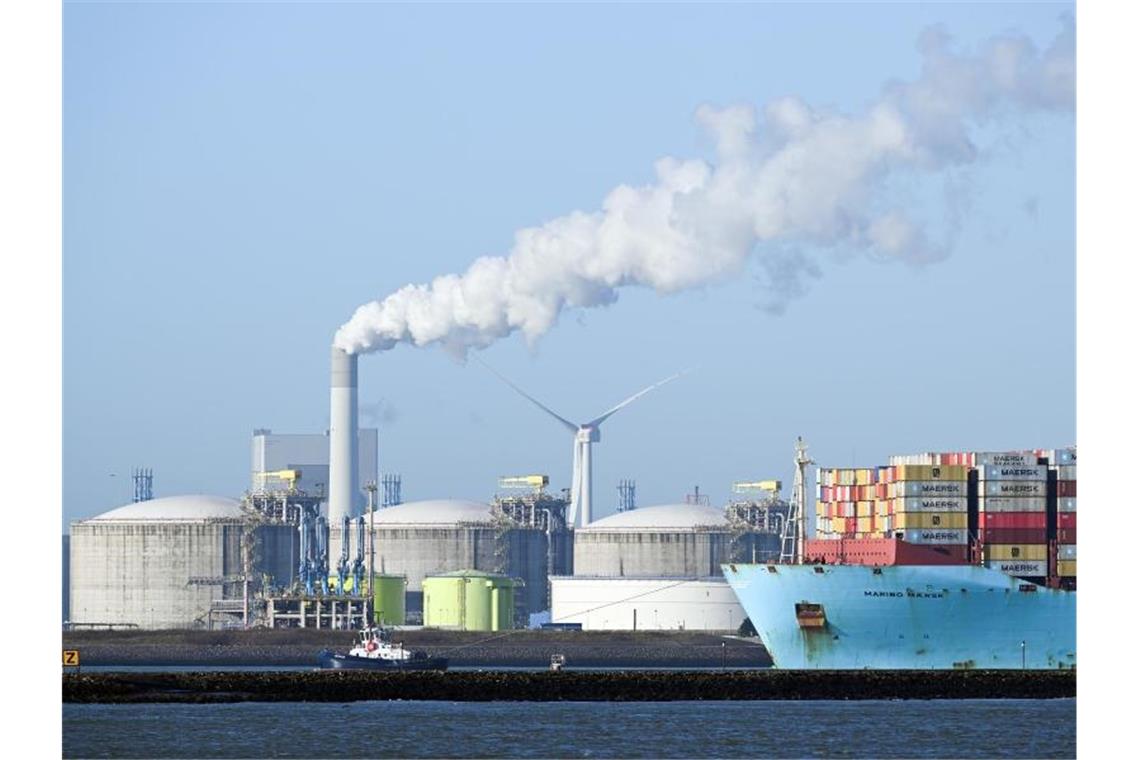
<box><xmin>63</xmin><ymin>669</ymin><xmax>1076</xmax><ymax>703</ymax></box>
<box><xmin>61</xmin><ymin>629</ymin><xmax>773</xmax><ymax>668</ymax></box>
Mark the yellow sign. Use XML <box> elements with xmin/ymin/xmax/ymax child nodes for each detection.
<box><xmin>63</xmin><ymin>650</ymin><xmax>80</xmax><ymax>666</ymax></box>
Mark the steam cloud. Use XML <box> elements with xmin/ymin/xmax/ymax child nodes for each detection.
<box><xmin>335</xmin><ymin>22</ymin><xmax>1073</xmax><ymax>356</ymax></box>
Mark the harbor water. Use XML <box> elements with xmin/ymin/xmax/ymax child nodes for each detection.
<box><xmin>63</xmin><ymin>698</ymin><xmax>1075</xmax><ymax>758</ymax></box>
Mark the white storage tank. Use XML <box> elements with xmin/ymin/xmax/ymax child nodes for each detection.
<box><xmin>68</xmin><ymin>495</ymin><xmax>297</xmax><ymax>629</ymax></box>
<box><xmin>572</xmin><ymin>503</ymin><xmax>735</xmax><ymax>578</ymax></box>
<box><xmin>550</xmin><ymin>576</ymin><xmax>745</xmax><ymax>631</ymax></box>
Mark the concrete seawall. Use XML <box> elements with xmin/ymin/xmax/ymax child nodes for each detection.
<box><xmin>64</xmin><ymin>670</ymin><xmax>1075</xmax><ymax>703</ymax></box>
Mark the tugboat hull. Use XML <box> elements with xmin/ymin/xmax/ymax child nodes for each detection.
<box><xmin>317</xmin><ymin>649</ymin><xmax>449</xmax><ymax>671</ymax></box>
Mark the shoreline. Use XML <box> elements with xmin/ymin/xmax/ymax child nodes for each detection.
<box><xmin>61</xmin><ymin>629</ymin><xmax>774</xmax><ymax>668</ymax></box>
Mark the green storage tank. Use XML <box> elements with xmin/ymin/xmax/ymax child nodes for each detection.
<box><xmin>372</xmin><ymin>574</ymin><xmax>407</xmax><ymax>625</ymax></box>
<box><xmin>422</xmin><ymin>570</ymin><xmax>515</xmax><ymax>631</ymax></box>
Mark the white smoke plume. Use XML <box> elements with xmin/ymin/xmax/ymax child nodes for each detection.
<box><xmin>336</xmin><ymin>21</ymin><xmax>1073</xmax><ymax>356</ymax></box>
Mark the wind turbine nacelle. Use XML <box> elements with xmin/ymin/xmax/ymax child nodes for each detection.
<box><xmin>577</xmin><ymin>427</ymin><xmax>600</xmax><ymax>444</ymax></box>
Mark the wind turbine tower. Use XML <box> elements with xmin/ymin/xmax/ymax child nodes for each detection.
<box><xmin>480</xmin><ymin>361</ymin><xmax>683</xmax><ymax>528</ymax></box>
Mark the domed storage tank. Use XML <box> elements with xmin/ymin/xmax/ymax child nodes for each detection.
<box><xmin>68</xmin><ymin>495</ymin><xmax>297</xmax><ymax>629</ymax></box>
<box><xmin>422</xmin><ymin>570</ymin><xmax>515</xmax><ymax>631</ymax></box>
<box><xmin>371</xmin><ymin>573</ymin><xmax>407</xmax><ymax>625</ymax></box>
<box><xmin>573</xmin><ymin>503</ymin><xmax>734</xmax><ymax>577</ymax></box>
<box><xmin>328</xmin><ymin>499</ymin><xmax>549</xmax><ymax>618</ymax></box>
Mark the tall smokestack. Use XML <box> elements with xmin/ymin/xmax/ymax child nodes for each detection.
<box><xmin>329</xmin><ymin>346</ymin><xmax>359</xmax><ymax>525</ymax></box>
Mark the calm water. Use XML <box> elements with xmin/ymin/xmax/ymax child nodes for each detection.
<box><xmin>63</xmin><ymin>699</ymin><xmax>1075</xmax><ymax>758</ymax></box>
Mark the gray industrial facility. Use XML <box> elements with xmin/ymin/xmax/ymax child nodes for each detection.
<box><xmin>328</xmin><ymin>497</ymin><xmax>571</xmax><ymax>619</ymax></box>
<box><xmin>251</xmin><ymin>428</ymin><xmax>378</xmax><ymax>510</ymax></box>
<box><xmin>68</xmin><ymin>495</ymin><xmax>297</xmax><ymax>629</ymax></box>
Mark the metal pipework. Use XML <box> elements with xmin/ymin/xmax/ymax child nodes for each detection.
<box><xmin>351</xmin><ymin>515</ymin><xmax>366</xmax><ymax>595</ymax></box>
<box><xmin>329</xmin><ymin>346</ymin><xmax>359</xmax><ymax>525</ymax></box>
<box><xmin>316</xmin><ymin>516</ymin><xmax>330</xmax><ymax>592</ymax></box>
<box><xmin>336</xmin><ymin>515</ymin><xmax>351</xmax><ymax>595</ymax></box>
<box><xmin>297</xmin><ymin>511</ymin><xmax>311</xmax><ymax>594</ymax></box>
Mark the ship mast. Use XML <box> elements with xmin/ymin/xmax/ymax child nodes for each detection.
<box><xmin>779</xmin><ymin>437</ymin><xmax>813</xmax><ymax>565</ymax></box>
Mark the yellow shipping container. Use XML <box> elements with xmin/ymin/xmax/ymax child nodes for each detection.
<box><xmin>894</xmin><ymin>464</ymin><xmax>969</xmax><ymax>481</ymax></box>
<box><xmin>874</xmin><ymin>499</ymin><xmax>891</xmax><ymax>517</ymax></box>
<box><xmin>1058</xmin><ymin>560</ymin><xmax>1077</xmax><ymax>576</ymax></box>
<box><xmin>856</xmin><ymin>500</ymin><xmax>874</xmax><ymax>517</ymax></box>
<box><xmin>856</xmin><ymin>516</ymin><xmax>874</xmax><ymax>533</ymax></box>
<box><xmin>855</xmin><ymin>469</ymin><xmax>873</xmax><ymax>486</ymax></box>
<box><xmin>831</xmin><ymin>516</ymin><xmax>847</xmax><ymax>533</ymax></box>
<box><xmin>892</xmin><ymin>511</ymin><xmax>968</xmax><ymax>530</ymax></box>
<box><xmin>984</xmin><ymin>544</ymin><xmax>1048</xmax><ymax>562</ymax></box>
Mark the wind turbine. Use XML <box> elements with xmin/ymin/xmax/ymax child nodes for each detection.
<box><xmin>478</xmin><ymin>359</ymin><xmax>684</xmax><ymax>528</ymax></box>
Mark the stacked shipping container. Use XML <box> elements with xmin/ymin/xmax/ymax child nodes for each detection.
<box><xmin>1038</xmin><ymin>447</ymin><xmax>1077</xmax><ymax>583</ymax></box>
<box><xmin>814</xmin><ymin>446</ymin><xmax>1076</xmax><ymax>585</ymax></box>
<box><xmin>816</xmin><ymin>464</ymin><xmax>969</xmax><ymax>561</ymax></box>
<box><xmin>976</xmin><ymin>452</ymin><xmax>1049</xmax><ymax>579</ymax></box>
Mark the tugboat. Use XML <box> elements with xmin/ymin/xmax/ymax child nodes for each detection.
<box><xmin>317</xmin><ymin>627</ymin><xmax>449</xmax><ymax>671</ymax></box>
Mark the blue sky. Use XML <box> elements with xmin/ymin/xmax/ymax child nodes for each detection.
<box><xmin>63</xmin><ymin>2</ymin><xmax>1075</xmax><ymax>526</ymax></box>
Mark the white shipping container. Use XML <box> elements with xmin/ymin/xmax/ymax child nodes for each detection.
<box><xmin>888</xmin><ymin>454</ymin><xmax>937</xmax><ymax>466</ymax></box>
<box><xmin>979</xmin><ymin>465</ymin><xmax>1048</xmax><ymax>481</ymax></box>
<box><xmin>1057</xmin><ymin>497</ymin><xmax>1077</xmax><ymax>512</ymax></box>
<box><xmin>1057</xmin><ymin>544</ymin><xmax>1077</xmax><ymax>560</ymax></box>
<box><xmin>985</xmin><ymin>560</ymin><xmax>1048</xmax><ymax>577</ymax></box>
<box><xmin>902</xmin><ymin>528</ymin><xmax>968</xmax><ymax>545</ymax></box>
<box><xmin>983</xmin><ymin>481</ymin><xmax>1045</xmax><ymax>497</ymax></box>
<box><xmin>975</xmin><ymin>452</ymin><xmax>1038</xmax><ymax>467</ymax></box>
<box><xmin>894</xmin><ymin>496</ymin><xmax>968</xmax><ymax>512</ymax></box>
<box><xmin>1056</xmin><ymin>465</ymin><xmax>1077</xmax><ymax>480</ymax></box>
<box><xmin>977</xmin><ymin>496</ymin><xmax>1047</xmax><ymax>513</ymax></box>
<box><xmin>890</xmin><ymin>481</ymin><xmax>968</xmax><ymax>498</ymax></box>
<box><xmin>1052</xmin><ymin>448</ymin><xmax>1076</xmax><ymax>466</ymax></box>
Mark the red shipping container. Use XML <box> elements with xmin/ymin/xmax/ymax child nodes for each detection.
<box><xmin>1057</xmin><ymin>528</ymin><xmax>1077</xmax><ymax>543</ymax></box>
<box><xmin>1057</xmin><ymin>512</ymin><xmax>1077</xmax><ymax>529</ymax></box>
<box><xmin>1058</xmin><ymin>480</ymin><xmax>1077</xmax><ymax>497</ymax></box>
<box><xmin>981</xmin><ymin>528</ymin><xmax>1048</xmax><ymax>544</ymax></box>
<box><xmin>980</xmin><ymin>512</ymin><xmax>1047</xmax><ymax>530</ymax></box>
<box><xmin>845</xmin><ymin>518</ymin><xmax>858</xmax><ymax>534</ymax></box>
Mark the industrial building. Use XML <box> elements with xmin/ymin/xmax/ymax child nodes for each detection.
<box><xmin>329</xmin><ymin>497</ymin><xmax>568</xmax><ymax>622</ymax></box>
<box><xmin>251</xmin><ymin>427</ymin><xmax>378</xmax><ymax>509</ymax></box>
<box><xmin>68</xmin><ymin>495</ymin><xmax>298</xmax><ymax>629</ymax></box>
<box><xmin>572</xmin><ymin>502</ymin><xmax>779</xmax><ymax>578</ymax></box>
<box><xmin>550</xmin><ymin>576</ymin><xmax>745</xmax><ymax>631</ymax></box>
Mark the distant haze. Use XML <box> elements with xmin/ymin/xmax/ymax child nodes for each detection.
<box><xmin>335</xmin><ymin>21</ymin><xmax>1074</xmax><ymax>358</ymax></box>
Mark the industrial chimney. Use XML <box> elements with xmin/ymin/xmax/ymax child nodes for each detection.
<box><xmin>328</xmin><ymin>346</ymin><xmax>359</xmax><ymax>524</ymax></box>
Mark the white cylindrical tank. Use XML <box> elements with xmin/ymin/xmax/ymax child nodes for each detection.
<box><xmin>550</xmin><ymin>576</ymin><xmax>745</xmax><ymax>631</ymax></box>
<box><xmin>328</xmin><ymin>346</ymin><xmax>359</xmax><ymax>524</ymax></box>
<box><xmin>68</xmin><ymin>495</ymin><xmax>297</xmax><ymax>629</ymax></box>
<box><xmin>573</xmin><ymin>503</ymin><xmax>733</xmax><ymax>577</ymax></box>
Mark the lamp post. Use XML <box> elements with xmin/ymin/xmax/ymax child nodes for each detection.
<box><xmin>1021</xmin><ymin>640</ymin><xmax>1026</xmax><ymax>670</ymax></box>
<box><xmin>365</xmin><ymin>481</ymin><xmax>377</xmax><ymax>624</ymax></box>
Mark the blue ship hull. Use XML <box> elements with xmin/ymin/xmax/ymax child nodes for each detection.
<box><xmin>722</xmin><ymin>563</ymin><xmax>1075</xmax><ymax>669</ymax></box>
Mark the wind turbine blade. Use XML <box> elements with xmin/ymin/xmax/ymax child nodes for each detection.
<box><xmin>567</xmin><ymin>439</ymin><xmax>583</xmax><ymax>528</ymax></box>
<box><xmin>474</xmin><ymin>355</ymin><xmax>578</xmax><ymax>433</ymax></box>
<box><xmin>586</xmin><ymin>369</ymin><xmax>689</xmax><ymax>427</ymax></box>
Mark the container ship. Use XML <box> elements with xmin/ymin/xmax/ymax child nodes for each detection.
<box><xmin>723</xmin><ymin>445</ymin><xmax>1076</xmax><ymax>669</ymax></box>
